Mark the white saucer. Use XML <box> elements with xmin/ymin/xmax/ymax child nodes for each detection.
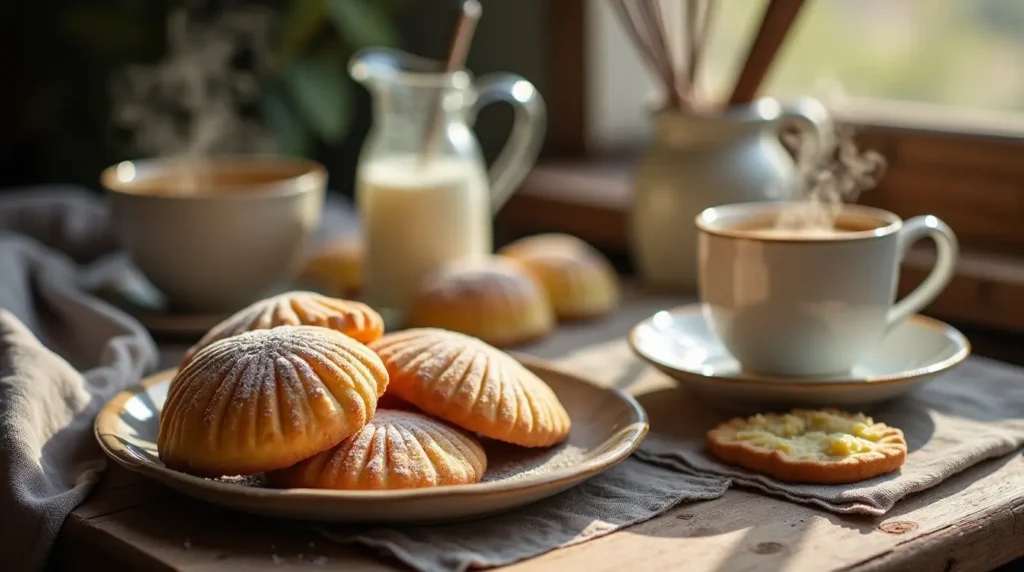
<box><xmin>628</xmin><ymin>303</ymin><xmax>971</xmax><ymax>408</ymax></box>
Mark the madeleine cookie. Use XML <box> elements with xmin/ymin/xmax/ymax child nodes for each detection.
<box><xmin>181</xmin><ymin>291</ymin><xmax>384</xmax><ymax>366</ymax></box>
<box><xmin>159</xmin><ymin>326</ymin><xmax>388</xmax><ymax>477</ymax></box>
<box><xmin>370</xmin><ymin>328</ymin><xmax>571</xmax><ymax>447</ymax></box>
<box><xmin>706</xmin><ymin>409</ymin><xmax>907</xmax><ymax>484</ymax></box>
<box><xmin>299</xmin><ymin>235</ymin><xmax>363</xmax><ymax>297</ymax></box>
<box><xmin>269</xmin><ymin>410</ymin><xmax>486</xmax><ymax>490</ymax></box>
<box><xmin>407</xmin><ymin>257</ymin><xmax>554</xmax><ymax>348</ymax></box>
<box><xmin>499</xmin><ymin>233</ymin><xmax>619</xmax><ymax>320</ymax></box>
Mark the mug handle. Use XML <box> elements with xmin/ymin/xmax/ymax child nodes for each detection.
<box><xmin>886</xmin><ymin>215</ymin><xmax>960</xmax><ymax>330</ymax></box>
<box><xmin>779</xmin><ymin>97</ymin><xmax>836</xmax><ymax>168</ymax></box>
<box><xmin>471</xmin><ymin>73</ymin><xmax>547</xmax><ymax>214</ymax></box>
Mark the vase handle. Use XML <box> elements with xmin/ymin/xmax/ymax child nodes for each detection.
<box><xmin>779</xmin><ymin>97</ymin><xmax>836</xmax><ymax>168</ymax></box>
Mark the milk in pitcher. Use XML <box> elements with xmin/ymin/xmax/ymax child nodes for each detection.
<box><xmin>358</xmin><ymin>154</ymin><xmax>491</xmax><ymax>313</ymax></box>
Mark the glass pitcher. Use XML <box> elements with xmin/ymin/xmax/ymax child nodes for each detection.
<box><xmin>349</xmin><ymin>48</ymin><xmax>546</xmax><ymax>319</ymax></box>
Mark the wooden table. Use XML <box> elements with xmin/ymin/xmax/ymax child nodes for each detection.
<box><xmin>53</xmin><ymin>295</ymin><xmax>1024</xmax><ymax>572</ymax></box>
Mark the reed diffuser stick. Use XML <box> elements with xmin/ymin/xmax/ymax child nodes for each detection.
<box><xmin>613</xmin><ymin>0</ymin><xmax>678</xmax><ymax>108</ymax></box>
<box><xmin>728</xmin><ymin>0</ymin><xmax>806</xmax><ymax>106</ymax></box>
<box><xmin>686</xmin><ymin>0</ymin><xmax>713</xmax><ymax>105</ymax></box>
<box><xmin>419</xmin><ymin>0</ymin><xmax>482</xmax><ymax>166</ymax></box>
<box><xmin>638</xmin><ymin>0</ymin><xmax>682</xmax><ymax>107</ymax></box>
<box><xmin>608</xmin><ymin>0</ymin><xmax>714</xmax><ymax>111</ymax></box>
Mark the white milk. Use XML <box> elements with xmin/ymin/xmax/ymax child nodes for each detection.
<box><xmin>357</xmin><ymin>154</ymin><xmax>491</xmax><ymax>314</ymax></box>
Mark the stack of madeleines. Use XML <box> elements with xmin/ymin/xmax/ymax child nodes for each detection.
<box><xmin>408</xmin><ymin>233</ymin><xmax>620</xmax><ymax>347</ymax></box>
<box><xmin>158</xmin><ymin>291</ymin><xmax>572</xmax><ymax>490</ymax></box>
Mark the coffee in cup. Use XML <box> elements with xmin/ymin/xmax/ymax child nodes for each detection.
<box><xmin>696</xmin><ymin>201</ymin><xmax>958</xmax><ymax>377</ymax></box>
<box><xmin>102</xmin><ymin>155</ymin><xmax>326</xmax><ymax>313</ymax></box>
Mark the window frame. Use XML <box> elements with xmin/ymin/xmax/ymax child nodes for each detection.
<box><xmin>502</xmin><ymin>4</ymin><xmax>1024</xmax><ymax>332</ymax></box>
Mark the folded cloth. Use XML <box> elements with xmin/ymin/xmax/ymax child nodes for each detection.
<box><xmin>0</xmin><ymin>187</ymin><xmax>158</xmax><ymax>572</ymax></box>
<box><xmin>553</xmin><ymin>337</ymin><xmax>1024</xmax><ymax>516</ymax></box>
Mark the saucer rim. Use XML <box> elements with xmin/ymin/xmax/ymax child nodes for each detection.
<box><xmin>627</xmin><ymin>303</ymin><xmax>972</xmax><ymax>390</ymax></box>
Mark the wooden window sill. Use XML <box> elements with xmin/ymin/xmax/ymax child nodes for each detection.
<box><xmin>497</xmin><ymin>161</ymin><xmax>1024</xmax><ymax>334</ymax></box>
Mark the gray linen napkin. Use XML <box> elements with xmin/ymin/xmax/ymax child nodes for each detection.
<box><xmin>0</xmin><ymin>187</ymin><xmax>158</xmax><ymax>572</ymax></box>
<box><xmin>555</xmin><ymin>337</ymin><xmax>1024</xmax><ymax>516</ymax></box>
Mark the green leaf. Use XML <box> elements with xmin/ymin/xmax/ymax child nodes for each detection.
<box><xmin>260</xmin><ymin>83</ymin><xmax>313</xmax><ymax>157</ymax></box>
<box><xmin>281</xmin><ymin>55</ymin><xmax>353</xmax><ymax>143</ymax></box>
<box><xmin>324</xmin><ymin>0</ymin><xmax>399</xmax><ymax>50</ymax></box>
<box><xmin>276</xmin><ymin>0</ymin><xmax>328</xmax><ymax>62</ymax></box>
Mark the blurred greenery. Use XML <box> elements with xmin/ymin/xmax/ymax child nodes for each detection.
<box><xmin>27</xmin><ymin>0</ymin><xmax>402</xmax><ymax>186</ymax></box>
<box><xmin>702</xmin><ymin>0</ymin><xmax>1024</xmax><ymax>114</ymax></box>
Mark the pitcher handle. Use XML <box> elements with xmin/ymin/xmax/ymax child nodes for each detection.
<box><xmin>471</xmin><ymin>73</ymin><xmax>546</xmax><ymax>214</ymax></box>
<box><xmin>886</xmin><ymin>215</ymin><xmax>959</xmax><ymax>330</ymax></box>
<box><xmin>779</xmin><ymin>97</ymin><xmax>836</xmax><ymax>168</ymax></box>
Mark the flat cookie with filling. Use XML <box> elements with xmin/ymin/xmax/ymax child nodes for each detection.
<box><xmin>705</xmin><ymin>408</ymin><xmax>907</xmax><ymax>484</ymax></box>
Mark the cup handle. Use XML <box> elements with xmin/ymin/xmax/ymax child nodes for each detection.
<box><xmin>471</xmin><ymin>73</ymin><xmax>547</xmax><ymax>214</ymax></box>
<box><xmin>886</xmin><ymin>215</ymin><xmax>959</xmax><ymax>330</ymax></box>
<box><xmin>779</xmin><ymin>97</ymin><xmax>836</xmax><ymax>168</ymax></box>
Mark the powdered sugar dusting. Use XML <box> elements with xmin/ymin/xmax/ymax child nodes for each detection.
<box><xmin>162</xmin><ymin>326</ymin><xmax>387</xmax><ymax>472</ymax></box>
<box><xmin>417</xmin><ymin>257</ymin><xmax>542</xmax><ymax>302</ymax></box>
<box><xmin>183</xmin><ymin>292</ymin><xmax>383</xmax><ymax>364</ymax></box>
<box><xmin>215</xmin><ymin>474</ymin><xmax>267</xmax><ymax>486</ymax></box>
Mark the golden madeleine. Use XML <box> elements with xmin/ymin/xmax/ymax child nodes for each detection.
<box><xmin>159</xmin><ymin>326</ymin><xmax>388</xmax><ymax>477</ymax></box>
<box><xmin>499</xmin><ymin>233</ymin><xmax>619</xmax><ymax>320</ymax></box>
<box><xmin>407</xmin><ymin>257</ymin><xmax>554</xmax><ymax>348</ymax></box>
<box><xmin>706</xmin><ymin>409</ymin><xmax>907</xmax><ymax>484</ymax></box>
<box><xmin>269</xmin><ymin>410</ymin><xmax>486</xmax><ymax>490</ymax></box>
<box><xmin>299</xmin><ymin>235</ymin><xmax>363</xmax><ymax>297</ymax></box>
<box><xmin>370</xmin><ymin>328</ymin><xmax>571</xmax><ymax>447</ymax></box>
<box><xmin>181</xmin><ymin>291</ymin><xmax>384</xmax><ymax>367</ymax></box>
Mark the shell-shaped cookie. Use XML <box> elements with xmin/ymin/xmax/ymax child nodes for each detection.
<box><xmin>299</xmin><ymin>235</ymin><xmax>363</xmax><ymax>297</ymax></box>
<box><xmin>407</xmin><ymin>257</ymin><xmax>554</xmax><ymax>348</ymax></box>
<box><xmin>158</xmin><ymin>326</ymin><xmax>388</xmax><ymax>477</ymax></box>
<box><xmin>269</xmin><ymin>410</ymin><xmax>486</xmax><ymax>490</ymax></box>
<box><xmin>499</xmin><ymin>234</ymin><xmax>619</xmax><ymax>320</ymax></box>
<box><xmin>181</xmin><ymin>291</ymin><xmax>384</xmax><ymax>367</ymax></box>
<box><xmin>369</xmin><ymin>328</ymin><xmax>571</xmax><ymax>447</ymax></box>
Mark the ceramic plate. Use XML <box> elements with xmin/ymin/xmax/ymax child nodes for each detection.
<box><xmin>629</xmin><ymin>304</ymin><xmax>971</xmax><ymax>408</ymax></box>
<box><xmin>95</xmin><ymin>356</ymin><xmax>648</xmax><ymax>523</ymax></box>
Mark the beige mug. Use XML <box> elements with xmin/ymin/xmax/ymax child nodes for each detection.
<box><xmin>102</xmin><ymin>155</ymin><xmax>326</xmax><ymax>313</ymax></box>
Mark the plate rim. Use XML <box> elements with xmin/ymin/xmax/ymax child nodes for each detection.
<box><xmin>628</xmin><ymin>303</ymin><xmax>972</xmax><ymax>390</ymax></box>
<box><xmin>95</xmin><ymin>355</ymin><xmax>649</xmax><ymax>502</ymax></box>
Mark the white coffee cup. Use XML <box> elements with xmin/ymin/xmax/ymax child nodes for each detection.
<box><xmin>102</xmin><ymin>156</ymin><xmax>326</xmax><ymax>313</ymax></box>
<box><xmin>696</xmin><ymin>201</ymin><xmax>959</xmax><ymax>377</ymax></box>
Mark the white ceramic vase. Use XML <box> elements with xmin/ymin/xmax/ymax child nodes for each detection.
<box><xmin>630</xmin><ymin>97</ymin><xmax>835</xmax><ymax>292</ymax></box>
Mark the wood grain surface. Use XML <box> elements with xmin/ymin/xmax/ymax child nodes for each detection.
<box><xmin>55</xmin><ymin>294</ymin><xmax>1024</xmax><ymax>572</ymax></box>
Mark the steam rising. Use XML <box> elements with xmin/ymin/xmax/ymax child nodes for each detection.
<box><xmin>109</xmin><ymin>7</ymin><xmax>275</xmax><ymax>166</ymax></box>
<box><xmin>775</xmin><ymin>84</ymin><xmax>888</xmax><ymax>232</ymax></box>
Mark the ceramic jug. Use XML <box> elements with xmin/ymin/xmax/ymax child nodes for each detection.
<box><xmin>631</xmin><ymin>97</ymin><xmax>834</xmax><ymax>292</ymax></box>
<box><xmin>349</xmin><ymin>48</ymin><xmax>546</xmax><ymax>319</ymax></box>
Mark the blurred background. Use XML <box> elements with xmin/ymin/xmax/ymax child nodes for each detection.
<box><xmin>1</xmin><ymin>0</ymin><xmax>1021</xmax><ymax>195</ymax></box>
